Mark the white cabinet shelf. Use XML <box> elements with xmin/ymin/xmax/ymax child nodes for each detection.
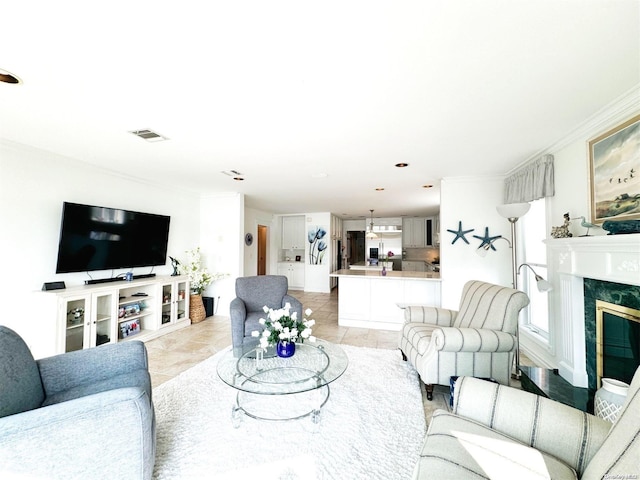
<box><xmin>282</xmin><ymin>216</ymin><xmax>306</xmax><ymax>250</ymax></box>
<box><xmin>35</xmin><ymin>275</ymin><xmax>191</xmax><ymax>358</ymax></box>
<box><xmin>277</xmin><ymin>262</ymin><xmax>305</xmax><ymax>289</ymax></box>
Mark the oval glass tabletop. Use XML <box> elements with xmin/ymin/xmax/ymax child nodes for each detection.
<box><xmin>216</xmin><ymin>338</ymin><xmax>349</xmax><ymax>395</ymax></box>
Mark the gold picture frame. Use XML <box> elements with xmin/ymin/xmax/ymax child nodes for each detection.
<box><xmin>588</xmin><ymin>114</ymin><xmax>640</xmax><ymax>224</ymax></box>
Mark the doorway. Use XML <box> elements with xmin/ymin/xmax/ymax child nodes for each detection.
<box><xmin>257</xmin><ymin>225</ymin><xmax>268</xmax><ymax>275</ymax></box>
<box><xmin>347</xmin><ymin>231</ymin><xmax>365</xmax><ymax>265</ymax></box>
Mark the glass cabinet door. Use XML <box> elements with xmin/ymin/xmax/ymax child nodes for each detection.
<box><xmin>64</xmin><ymin>296</ymin><xmax>88</xmax><ymax>353</ymax></box>
<box><xmin>161</xmin><ymin>281</ymin><xmax>189</xmax><ymax>326</ymax></box>
<box><xmin>92</xmin><ymin>292</ymin><xmax>115</xmax><ymax>347</ymax></box>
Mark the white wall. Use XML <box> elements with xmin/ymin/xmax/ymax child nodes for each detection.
<box><xmin>243</xmin><ymin>206</ymin><xmax>275</xmax><ymax>277</ymax></box>
<box><xmin>439</xmin><ymin>176</ymin><xmax>511</xmax><ymax>309</ymax></box>
<box><xmin>199</xmin><ymin>193</ymin><xmax>244</xmax><ymax>317</ymax></box>
<box><xmin>0</xmin><ymin>140</ymin><xmax>200</xmax><ymax>341</ymax></box>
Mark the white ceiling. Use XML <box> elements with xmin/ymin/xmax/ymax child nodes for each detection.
<box><xmin>1</xmin><ymin>0</ymin><xmax>639</xmax><ymax>219</ymax></box>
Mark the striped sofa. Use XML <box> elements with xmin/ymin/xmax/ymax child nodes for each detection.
<box><xmin>399</xmin><ymin>280</ymin><xmax>529</xmax><ymax>399</ymax></box>
<box><xmin>412</xmin><ymin>370</ymin><xmax>640</xmax><ymax>479</ymax></box>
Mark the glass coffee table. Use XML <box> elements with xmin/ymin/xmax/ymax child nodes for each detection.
<box><xmin>216</xmin><ymin>339</ymin><xmax>348</xmax><ymax>426</ymax></box>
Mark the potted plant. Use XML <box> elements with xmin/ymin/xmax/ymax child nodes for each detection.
<box><xmin>178</xmin><ymin>247</ymin><xmax>226</xmax><ymax>323</ymax></box>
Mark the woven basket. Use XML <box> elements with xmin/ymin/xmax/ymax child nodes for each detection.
<box><xmin>189</xmin><ymin>294</ymin><xmax>207</xmax><ymax>323</ymax></box>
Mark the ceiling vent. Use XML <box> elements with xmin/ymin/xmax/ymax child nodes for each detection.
<box><xmin>129</xmin><ymin>129</ymin><xmax>169</xmax><ymax>142</ymax></box>
<box><xmin>221</xmin><ymin>170</ymin><xmax>245</xmax><ymax>180</ymax></box>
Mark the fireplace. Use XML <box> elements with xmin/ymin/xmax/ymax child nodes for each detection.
<box><xmin>584</xmin><ymin>279</ymin><xmax>640</xmax><ymax>390</ymax></box>
<box><xmin>596</xmin><ymin>300</ymin><xmax>640</xmax><ymax>388</ymax></box>
<box><xmin>546</xmin><ymin>234</ymin><xmax>640</xmax><ymax>389</ymax></box>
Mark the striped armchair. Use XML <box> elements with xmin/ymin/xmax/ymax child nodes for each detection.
<box><xmin>399</xmin><ymin>280</ymin><xmax>529</xmax><ymax>399</ymax></box>
<box><xmin>412</xmin><ymin>369</ymin><xmax>640</xmax><ymax>479</ymax></box>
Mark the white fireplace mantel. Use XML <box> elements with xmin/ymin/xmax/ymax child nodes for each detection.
<box><xmin>546</xmin><ymin>234</ymin><xmax>640</xmax><ymax>286</ymax></box>
<box><xmin>544</xmin><ymin>233</ymin><xmax>640</xmax><ymax>387</ymax></box>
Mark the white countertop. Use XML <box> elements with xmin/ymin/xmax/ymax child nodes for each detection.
<box><xmin>330</xmin><ymin>269</ymin><xmax>441</xmax><ymax>281</ymax></box>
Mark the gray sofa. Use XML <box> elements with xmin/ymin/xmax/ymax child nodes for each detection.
<box><xmin>0</xmin><ymin>325</ymin><xmax>155</xmax><ymax>480</ymax></box>
<box><xmin>413</xmin><ymin>369</ymin><xmax>640</xmax><ymax>479</ymax></box>
<box><xmin>229</xmin><ymin>275</ymin><xmax>303</xmax><ymax>353</ymax></box>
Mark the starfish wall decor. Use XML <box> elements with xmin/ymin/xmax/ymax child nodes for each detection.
<box><xmin>447</xmin><ymin>221</ymin><xmax>474</xmax><ymax>244</ymax></box>
<box><xmin>473</xmin><ymin>227</ymin><xmax>502</xmax><ymax>251</ymax></box>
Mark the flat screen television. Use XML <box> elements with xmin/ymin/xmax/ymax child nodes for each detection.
<box><xmin>55</xmin><ymin>202</ymin><xmax>171</xmax><ymax>274</ymax></box>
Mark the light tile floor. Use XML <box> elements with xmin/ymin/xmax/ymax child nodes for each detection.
<box><xmin>146</xmin><ymin>288</ymin><xmax>399</xmax><ymax>388</ymax></box>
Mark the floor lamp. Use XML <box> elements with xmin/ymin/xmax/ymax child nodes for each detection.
<box><xmin>496</xmin><ymin>202</ymin><xmax>531</xmax><ymax>379</ymax></box>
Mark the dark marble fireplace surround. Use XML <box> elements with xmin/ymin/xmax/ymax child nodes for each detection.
<box><xmin>584</xmin><ymin>278</ymin><xmax>640</xmax><ymax>391</ymax></box>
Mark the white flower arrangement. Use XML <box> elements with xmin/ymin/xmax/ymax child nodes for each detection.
<box><xmin>251</xmin><ymin>303</ymin><xmax>316</xmax><ymax>350</ymax></box>
<box><xmin>178</xmin><ymin>247</ymin><xmax>227</xmax><ymax>295</ymax></box>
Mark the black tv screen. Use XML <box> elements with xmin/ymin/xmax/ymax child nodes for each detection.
<box><xmin>55</xmin><ymin>202</ymin><xmax>170</xmax><ymax>274</ymax></box>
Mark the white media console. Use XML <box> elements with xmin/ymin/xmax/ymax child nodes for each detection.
<box><xmin>32</xmin><ymin>275</ymin><xmax>191</xmax><ymax>359</ymax></box>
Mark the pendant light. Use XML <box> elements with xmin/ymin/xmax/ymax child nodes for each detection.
<box><xmin>366</xmin><ymin>209</ymin><xmax>378</xmax><ymax>239</ymax></box>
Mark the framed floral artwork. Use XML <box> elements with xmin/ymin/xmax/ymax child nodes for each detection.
<box><xmin>588</xmin><ymin>114</ymin><xmax>640</xmax><ymax>223</ymax></box>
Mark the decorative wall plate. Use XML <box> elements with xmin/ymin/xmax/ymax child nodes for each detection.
<box><xmin>245</xmin><ymin>233</ymin><xmax>253</xmax><ymax>246</ymax></box>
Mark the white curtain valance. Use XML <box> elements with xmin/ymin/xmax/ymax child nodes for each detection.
<box><xmin>504</xmin><ymin>154</ymin><xmax>555</xmax><ymax>203</ymax></box>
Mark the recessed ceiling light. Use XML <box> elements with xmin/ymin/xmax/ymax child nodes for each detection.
<box><xmin>395</xmin><ymin>163</ymin><xmax>409</xmax><ymax>168</ymax></box>
<box><xmin>422</xmin><ymin>184</ymin><xmax>434</xmax><ymax>188</ymax></box>
<box><xmin>375</xmin><ymin>187</ymin><xmax>385</xmax><ymax>191</ymax></box>
<box><xmin>0</xmin><ymin>69</ymin><xmax>22</xmax><ymax>84</ymax></box>
<box><xmin>233</xmin><ymin>177</ymin><xmax>244</xmax><ymax>181</ymax></box>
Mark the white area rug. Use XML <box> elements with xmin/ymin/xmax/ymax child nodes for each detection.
<box><xmin>152</xmin><ymin>345</ymin><xmax>426</xmax><ymax>479</ymax></box>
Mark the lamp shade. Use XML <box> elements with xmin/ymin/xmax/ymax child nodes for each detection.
<box><xmin>496</xmin><ymin>203</ymin><xmax>531</xmax><ymax>220</ymax></box>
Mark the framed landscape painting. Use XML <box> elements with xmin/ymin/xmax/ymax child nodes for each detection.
<box><xmin>589</xmin><ymin>114</ymin><xmax>640</xmax><ymax>223</ymax></box>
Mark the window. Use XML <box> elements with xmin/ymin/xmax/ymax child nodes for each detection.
<box><xmin>520</xmin><ymin>198</ymin><xmax>549</xmax><ymax>338</ymax></box>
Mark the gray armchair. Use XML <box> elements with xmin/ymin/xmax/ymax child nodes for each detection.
<box><xmin>230</xmin><ymin>275</ymin><xmax>303</xmax><ymax>352</ymax></box>
<box><xmin>399</xmin><ymin>280</ymin><xmax>529</xmax><ymax>399</ymax></box>
<box><xmin>0</xmin><ymin>326</ymin><xmax>155</xmax><ymax>480</ymax></box>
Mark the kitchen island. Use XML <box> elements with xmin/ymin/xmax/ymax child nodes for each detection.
<box><xmin>329</xmin><ymin>269</ymin><xmax>441</xmax><ymax>330</ymax></box>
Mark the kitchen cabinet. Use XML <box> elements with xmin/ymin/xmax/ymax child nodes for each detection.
<box><xmin>277</xmin><ymin>262</ymin><xmax>305</xmax><ymax>289</ymax></box>
<box><xmin>425</xmin><ymin>216</ymin><xmax>439</xmax><ymax>246</ymax></box>
<box><xmin>402</xmin><ymin>261</ymin><xmax>426</xmax><ymax>272</ymax></box>
<box><xmin>402</xmin><ymin>218</ymin><xmax>426</xmax><ymax>248</ymax></box>
<box><xmin>282</xmin><ymin>216</ymin><xmax>305</xmax><ymax>250</ymax></box>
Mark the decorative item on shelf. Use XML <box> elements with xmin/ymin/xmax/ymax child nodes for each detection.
<box><xmin>251</xmin><ymin>303</ymin><xmax>316</xmax><ymax>357</ymax></box>
<box><xmin>551</xmin><ymin>212</ymin><xmax>573</xmax><ymax>238</ymax></box>
<box><xmin>381</xmin><ymin>265</ymin><xmax>387</xmax><ymax>276</ymax></box>
<box><xmin>67</xmin><ymin>308</ymin><xmax>84</xmax><ymax>325</ymax></box>
<box><xmin>571</xmin><ymin>216</ymin><xmax>600</xmax><ymax>236</ymax></box>
<box><xmin>119</xmin><ymin>318</ymin><xmax>141</xmax><ymax>339</ymax></box>
<box><xmin>447</xmin><ymin>221</ymin><xmax>474</xmax><ymax>244</ymax></box>
<box><xmin>602</xmin><ymin>219</ymin><xmax>640</xmax><ymax>235</ymax></box>
<box><xmin>595</xmin><ymin>378</ymin><xmax>629</xmax><ymax>423</ymax></box>
<box><xmin>178</xmin><ymin>247</ymin><xmax>229</xmax><ymax>323</ymax></box>
<box><xmin>169</xmin><ymin>256</ymin><xmax>180</xmax><ymax>276</ymax></box>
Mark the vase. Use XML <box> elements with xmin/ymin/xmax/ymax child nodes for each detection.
<box><xmin>594</xmin><ymin>378</ymin><xmax>629</xmax><ymax>423</ymax></box>
<box><xmin>276</xmin><ymin>340</ymin><xmax>296</xmax><ymax>358</ymax></box>
<box><xmin>189</xmin><ymin>294</ymin><xmax>207</xmax><ymax>324</ymax></box>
